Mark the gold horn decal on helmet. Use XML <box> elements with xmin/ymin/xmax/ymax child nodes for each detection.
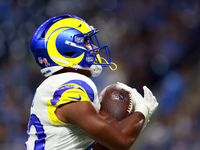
<box><xmin>45</xmin><ymin>18</ymin><xmax>91</xmax><ymax>47</ymax></box>
<box><xmin>46</xmin><ymin>28</ymin><xmax>84</xmax><ymax>67</ymax></box>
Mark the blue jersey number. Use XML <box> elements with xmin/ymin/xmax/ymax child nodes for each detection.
<box><xmin>27</xmin><ymin>114</ymin><xmax>46</xmax><ymax>150</ymax></box>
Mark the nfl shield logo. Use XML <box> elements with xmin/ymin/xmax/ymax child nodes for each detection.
<box><xmin>110</xmin><ymin>91</ymin><xmax>124</xmax><ymax>102</ymax></box>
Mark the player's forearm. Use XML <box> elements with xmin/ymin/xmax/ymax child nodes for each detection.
<box><xmin>96</xmin><ymin>111</ymin><xmax>144</xmax><ymax>149</ymax></box>
<box><xmin>119</xmin><ymin>112</ymin><xmax>145</xmax><ymax>144</ymax></box>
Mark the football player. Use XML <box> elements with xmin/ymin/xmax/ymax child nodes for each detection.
<box><xmin>25</xmin><ymin>14</ymin><xmax>158</xmax><ymax>150</ymax></box>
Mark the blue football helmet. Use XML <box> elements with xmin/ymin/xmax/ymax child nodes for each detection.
<box><xmin>30</xmin><ymin>14</ymin><xmax>117</xmax><ymax>77</ymax></box>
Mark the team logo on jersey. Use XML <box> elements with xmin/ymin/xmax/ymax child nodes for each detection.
<box><xmin>110</xmin><ymin>91</ymin><xmax>124</xmax><ymax>102</ymax></box>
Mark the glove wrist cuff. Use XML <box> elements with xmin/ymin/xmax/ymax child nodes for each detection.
<box><xmin>134</xmin><ymin>104</ymin><xmax>149</xmax><ymax>118</ymax></box>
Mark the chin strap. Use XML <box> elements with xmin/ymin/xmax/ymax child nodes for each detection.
<box><xmin>100</xmin><ymin>57</ymin><xmax>118</xmax><ymax>71</ymax></box>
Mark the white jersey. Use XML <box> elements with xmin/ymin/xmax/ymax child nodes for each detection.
<box><xmin>25</xmin><ymin>72</ymin><xmax>100</xmax><ymax>150</ymax></box>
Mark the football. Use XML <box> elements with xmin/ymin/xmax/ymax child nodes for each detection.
<box><xmin>99</xmin><ymin>84</ymin><xmax>134</xmax><ymax>121</ymax></box>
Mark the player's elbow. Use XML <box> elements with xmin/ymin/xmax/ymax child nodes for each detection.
<box><xmin>118</xmin><ymin>127</ymin><xmax>142</xmax><ymax>149</ymax></box>
<box><xmin>111</xmin><ymin>136</ymin><xmax>136</xmax><ymax>150</ymax></box>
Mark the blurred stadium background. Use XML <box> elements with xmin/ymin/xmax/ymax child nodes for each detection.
<box><xmin>0</xmin><ymin>0</ymin><xmax>200</xmax><ymax>150</ymax></box>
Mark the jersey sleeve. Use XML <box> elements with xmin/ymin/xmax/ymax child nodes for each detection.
<box><xmin>46</xmin><ymin>79</ymin><xmax>95</xmax><ymax>125</ymax></box>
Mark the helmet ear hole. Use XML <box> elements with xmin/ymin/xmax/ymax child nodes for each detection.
<box><xmin>63</xmin><ymin>52</ymin><xmax>76</xmax><ymax>57</ymax></box>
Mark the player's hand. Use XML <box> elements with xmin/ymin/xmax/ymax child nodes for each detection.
<box><xmin>143</xmin><ymin>86</ymin><xmax>158</xmax><ymax>117</ymax></box>
<box><xmin>116</xmin><ymin>82</ymin><xmax>136</xmax><ymax>94</ymax></box>
<box><xmin>117</xmin><ymin>82</ymin><xmax>159</xmax><ymax>129</ymax></box>
<box><xmin>116</xmin><ymin>82</ymin><xmax>145</xmax><ymax>109</ymax></box>
<box><xmin>141</xmin><ymin>86</ymin><xmax>158</xmax><ymax>129</ymax></box>
<box><xmin>116</xmin><ymin>82</ymin><xmax>138</xmax><ymax>107</ymax></box>
<box><xmin>116</xmin><ymin>82</ymin><xmax>158</xmax><ymax>114</ymax></box>
<box><xmin>130</xmin><ymin>86</ymin><xmax>158</xmax><ymax>130</ymax></box>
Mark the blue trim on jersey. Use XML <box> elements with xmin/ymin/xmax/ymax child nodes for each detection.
<box><xmin>27</xmin><ymin>114</ymin><xmax>46</xmax><ymax>150</ymax></box>
<box><xmin>66</xmin><ymin>80</ymin><xmax>94</xmax><ymax>102</ymax></box>
<box><xmin>51</xmin><ymin>84</ymin><xmax>83</xmax><ymax>105</ymax></box>
<box><xmin>50</xmin><ymin>79</ymin><xmax>94</xmax><ymax>105</ymax></box>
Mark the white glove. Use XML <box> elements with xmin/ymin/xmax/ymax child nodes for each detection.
<box><xmin>117</xmin><ymin>82</ymin><xmax>159</xmax><ymax>129</ymax></box>
<box><xmin>116</xmin><ymin>82</ymin><xmax>138</xmax><ymax>112</ymax></box>
<box><xmin>116</xmin><ymin>82</ymin><xmax>147</xmax><ymax>115</ymax></box>
<box><xmin>140</xmin><ymin>86</ymin><xmax>158</xmax><ymax>129</ymax></box>
<box><xmin>143</xmin><ymin>86</ymin><xmax>158</xmax><ymax>116</ymax></box>
<box><xmin>116</xmin><ymin>82</ymin><xmax>135</xmax><ymax>94</ymax></box>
